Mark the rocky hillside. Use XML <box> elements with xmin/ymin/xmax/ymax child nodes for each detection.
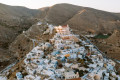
<box><xmin>39</xmin><ymin>3</ymin><xmax>120</xmax><ymax>34</ymax></box>
<box><xmin>115</xmin><ymin>13</ymin><xmax>120</xmax><ymax>18</ymax></box>
<box><xmin>0</xmin><ymin>3</ymin><xmax>41</xmax><ymax>70</ymax></box>
<box><xmin>0</xmin><ymin>3</ymin><xmax>40</xmax><ymax>18</ymax></box>
<box><xmin>106</xmin><ymin>30</ymin><xmax>120</xmax><ymax>44</ymax></box>
<box><xmin>90</xmin><ymin>30</ymin><xmax>120</xmax><ymax>60</ymax></box>
<box><xmin>45</xmin><ymin>4</ymin><xmax>83</xmax><ymax>25</ymax></box>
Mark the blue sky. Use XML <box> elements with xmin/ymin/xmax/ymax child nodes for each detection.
<box><xmin>0</xmin><ymin>0</ymin><xmax>120</xmax><ymax>12</ymax></box>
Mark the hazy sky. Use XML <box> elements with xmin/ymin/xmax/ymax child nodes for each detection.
<box><xmin>0</xmin><ymin>0</ymin><xmax>120</xmax><ymax>12</ymax></box>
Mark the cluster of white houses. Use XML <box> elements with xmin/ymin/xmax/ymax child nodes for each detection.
<box><xmin>15</xmin><ymin>25</ymin><xmax>120</xmax><ymax>80</ymax></box>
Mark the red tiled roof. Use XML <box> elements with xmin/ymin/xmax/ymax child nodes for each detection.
<box><xmin>87</xmin><ymin>53</ymin><xmax>91</xmax><ymax>56</ymax></box>
<box><xmin>62</xmin><ymin>25</ymin><xmax>67</xmax><ymax>27</ymax></box>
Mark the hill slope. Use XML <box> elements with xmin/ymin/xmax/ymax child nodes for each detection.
<box><xmin>0</xmin><ymin>3</ymin><xmax>41</xmax><ymax>69</ymax></box>
<box><xmin>39</xmin><ymin>3</ymin><xmax>120</xmax><ymax>34</ymax></box>
<box><xmin>0</xmin><ymin>3</ymin><xmax>39</xmax><ymax>18</ymax></box>
<box><xmin>45</xmin><ymin>4</ymin><xmax>83</xmax><ymax>24</ymax></box>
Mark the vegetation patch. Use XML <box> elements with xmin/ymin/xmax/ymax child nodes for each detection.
<box><xmin>94</xmin><ymin>34</ymin><xmax>110</xmax><ymax>39</ymax></box>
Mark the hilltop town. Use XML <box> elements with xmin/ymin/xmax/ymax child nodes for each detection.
<box><xmin>0</xmin><ymin>3</ymin><xmax>120</xmax><ymax>76</ymax></box>
<box><xmin>0</xmin><ymin>23</ymin><xmax>120</xmax><ymax>80</ymax></box>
